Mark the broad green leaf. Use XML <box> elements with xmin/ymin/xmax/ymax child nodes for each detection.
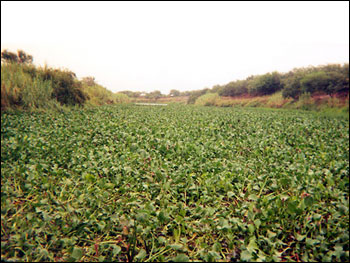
<box><xmin>295</xmin><ymin>233</ymin><xmax>306</xmax><ymax>241</ymax></box>
<box><xmin>111</xmin><ymin>245</ymin><xmax>121</xmax><ymax>255</ymax></box>
<box><xmin>257</xmin><ymin>250</ymin><xmax>267</xmax><ymax>261</ymax></box>
<box><xmin>240</xmin><ymin>250</ymin><xmax>253</xmax><ymax>261</ymax></box>
<box><xmin>267</xmin><ymin>230</ymin><xmax>277</xmax><ymax>239</ymax></box>
<box><xmin>158</xmin><ymin>236</ymin><xmax>167</xmax><ymax>244</ymax></box>
<box><xmin>248</xmin><ymin>224</ymin><xmax>255</xmax><ymax>234</ymax></box>
<box><xmin>247</xmin><ymin>237</ymin><xmax>259</xmax><ymax>252</ymax></box>
<box><xmin>105</xmin><ymin>183</ymin><xmax>115</xmax><ymax>189</ymax></box>
<box><xmin>248</xmin><ymin>194</ymin><xmax>258</xmax><ymax>201</ymax></box>
<box><xmin>254</xmin><ymin>219</ymin><xmax>261</xmax><ymax>229</ymax></box>
<box><xmin>71</xmin><ymin>247</ymin><xmax>83</xmax><ymax>260</ymax></box>
<box><xmin>135</xmin><ymin>249</ymin><xmax>147</xmax><ymax>260</ymax></box>
<box><xmin>304</xmin><ymin>196</ymin><xmax>314</xmax><ymax>207</ymax></box>
<box><xmin>227</xmin><ymin>191</ymin><xmax>235</xmax><ymax>198</ymax></box>
<box><xmin>332</xmin><ymin>244</ymin><xmax>345</xmax><ymax>258</ymax></box>
<box><xmin>172</xmin><ymin>253</ymin><xmax>189</xmax><ymax>262</ymax></box>
<box><xmin>306</xmin><ymin>238</ymin><xmax>320</xmax><ymax>246</ymax></box>
<box><xmin>170</xmin><ymin>244</ymin><xmax>183</xmax><ymax>250</ymax></box>
<box><xmin>208</xmin><ymin>250</ymin><xmax>221</xmax><ymax>260</ymax></box>
<box><xmin>2</xmin><ymin>102</ymin><xmax>349</xmax><ymax>262</ymax></box>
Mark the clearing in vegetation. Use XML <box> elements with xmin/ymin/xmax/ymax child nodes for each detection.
<box><xmin>1</xmin><ymin>105</ymin><xmax>349</xmax><ymax>262</ymax></box>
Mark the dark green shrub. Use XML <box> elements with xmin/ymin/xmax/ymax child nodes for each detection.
<box><xmin>39</xmin><ymin>68</ymin><xmax>88</xmax><ymax>106</ymax></box>
<box><xmin>249</xmin><ymin>72</ymin><xmax>284</xmax><ymax>96</ymax></box>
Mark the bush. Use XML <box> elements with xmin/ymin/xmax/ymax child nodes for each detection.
<box><xmin>219</xmin><ymin>80</ymin><xmax>248</xmax><ymax>97</ymax></box>
<box><xmin>114</xmin><ymin>92</ymin><xmax>131</xmax><ymax>104</ymax></box>
<box><xmin>301</xmin><ymin>71</ymin><xmax>349</xmax><ymax>96</ymax></box>
<box><xmin>194</xmin><ymin>93</ymin><xmax>219</xmax><ymax>106</ymax></box>
<box><xmin>187</xmin><ymin>88</ymin><xmax>209</xmax><ymax>104</ymax></box>
<box><xmin>249</xmin><ymin>72</ymin><xmax>284</xmax><ymax>96</ymax></box>
<box><xmin>266</xmin><ymin>91</ymin><xmax>293</xmax><ymax>108</ymax></box>
<box><xmin>293</xmin><ymin>92</ymin><xmax>317</xmax><ymax>111</ymax></box>
<box><xmin>82</xmin><ymin>84</ymin><xmax>113</xmax><ymax>106</ymax></box>
<box><xmin>39</xmin><ymin>68</ymin><xmax>88</xmax><ymax>106</ymax></box>
<box><xmin>81</xmin><ymin>84</ymin><xmax>131</xmax><ymax>106</ymax></box>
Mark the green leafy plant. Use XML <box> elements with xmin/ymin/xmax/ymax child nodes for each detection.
<box><xmin>1</xmin><ymin>104</ymin><xmax>349</xmax><ymax>262</ymax></box>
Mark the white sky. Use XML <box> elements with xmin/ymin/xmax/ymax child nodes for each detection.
<box><xmin>1</xmin><ymin>1</ymin><xmax>349</xmax><ymax>94</ymax></box>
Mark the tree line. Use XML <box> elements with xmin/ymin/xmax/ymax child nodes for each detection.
<box><xmin>186</xmin><ymin>64</ymin><xmax>349</xmax><ymax>104</ymax></box>
<box><xmin>120</xmin><ymin>63</ymin><xmax>348</xmax><ymax>104</ymax></box>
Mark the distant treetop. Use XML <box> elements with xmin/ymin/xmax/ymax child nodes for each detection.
<box><xmin>1</xmin><ymin>49</ymin><xmax>33</xmax><ymax>64</ymax></box>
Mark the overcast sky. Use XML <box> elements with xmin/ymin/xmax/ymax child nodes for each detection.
<box><xmin>1</xmin><ymin>1</ymin><xmax>349</xmax><ymax>94</ymax></box>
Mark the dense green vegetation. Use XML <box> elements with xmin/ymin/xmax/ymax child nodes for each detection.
<box><xmin>1</xmin><ymin>50</ymin><xmax>130</xmax><ymax>111</ymax></box>
<box><xmin>216</xmin><ymin>64</ymin><xmax>348</xmax><ymax>99</ymax></box>
<box><xmin>1</xmin><ymin>105</ymin><xmax>349</xmax><ymax>262</ymax></box>
<box><xmin>194</xmin><ymin>93</ymin><xmax>220</xmax><ymax>106</ymax></box>
<box><xmin>80</xmin><ymin>77</ymin><xmax>130</xmax><ymax>106</ymax></box>
<box><xmin>190</xmin><ymin>91</ymin><xmax>349</xmax><ymax>118</ymax></box>
<box><xmin>2</xmin><ymin>49</ymin><xmax>348</xmax><ymax>113</ymax></box>
<box><xmin>121</xmin><ymin>64</ymin><xmax>348</xmax><ymax>111</ymax></box>
<box><xmin>1</xmin><ymin>50</ymin><xmax>349</xmax><ymax>261</ymax></box>
<box><xmin>186</xmin><ymin>64</ymin><xmax>349</xmax><ymax>106</ymax></box>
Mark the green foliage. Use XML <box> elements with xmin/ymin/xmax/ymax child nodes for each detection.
<box><xmin>82</xmin><ymin>84</ymin><xmax>129</xmax><ymax>106</ymax></box>
<box><xmin>38</xmin><ymin>67</ymin><xmax>88</xmax><ymax>106</ymax></box>
<box><xmin>114</xmin><ymin>92</ymin><xmax>131</xmax><ymax>104</ymax></box>
<box><xmin>249</xmin><ymin>72</ymin><xmax>284</xmax><ymax>96</ymax></box>
<box><xmin>282</xmin><ymin>64</ymin><xmax>349</xmax><ymax>99</ymax></box>
<box><xmin>293</xmin><ymin>92</ymin><xmax>317</xmax><ymax>111</ymax></box>
<box><xmin>1</xmin><ymin>62</ymin><xmax>57</xmax><ymax>110</ymax></box>
<box><xmin>169</xmin><ymin>89</ymin><xmax>181</xmax><ymax>97</ymax></box>
<box><xmin>301</xmin><ymin>71</ymin><xmax>349</xmax><ymax>96</ymax></box>
<box><xmin>145</xmin><ymin>90</ymin><xmax>164</xmax><ymax>100</ymax></box>
<box><xmin>265</xmin><ymin>91</ymin><xmax>292</xmax><ymax>108</ymax></box>
<box><xmin>1</xmin><ymin>105</ymin><xmax>349</xmax><ymax>262</ymax></box>
<box><xmin>282</xmin><ymin>73</ymin><xmax>303</xmax><ymax>99</ymax></box>
<box><xmin>219</xmin><ymin>79</ymin><xmax>249</xmax><ymax>97</ymax></box>
<box><xmin>194</xmin><ymin>92</ymin><xmax>220</xmax><ymax>106</ymax></box>
<box><xmin>21</xmin><ymin>77</ymin><xmax>54</xmax><ymax>109</ymax></box>
<box><xmin>1</xmin><ymin>49</ymin><xmax>88</xmax><ymax>110</ymax></box>
<box><xmin>187</xmin><ymin>88</ymin><xmax>209</xmax><ymax>104</ymax></box>
<box><xmin>207</xmin><ymin>63</ymin><xmax>349</xmax><ymax>100</ymax></box>
<box><xmin>81</xmin><ymin>77</ymin><xmax>130</xmax><ymax>106</ymax></box>
<box><xmin>211</xmin><ymin>84</ymin><xmax>223</xmax><ymax>94</ymax></box>
<box><xmin>119</xmin><ymin>90</ymin><xmax>143</xmax><ymax>98</ymax></box>
<box><xmin>81</xmin><ymin>76</ymin><xmax>96</xmax><ymax>86</ymax></box>
<box><xmin>1</xmin><ymin>49</ymin><xmax>123</xmax><ymax>111</ymax></box>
